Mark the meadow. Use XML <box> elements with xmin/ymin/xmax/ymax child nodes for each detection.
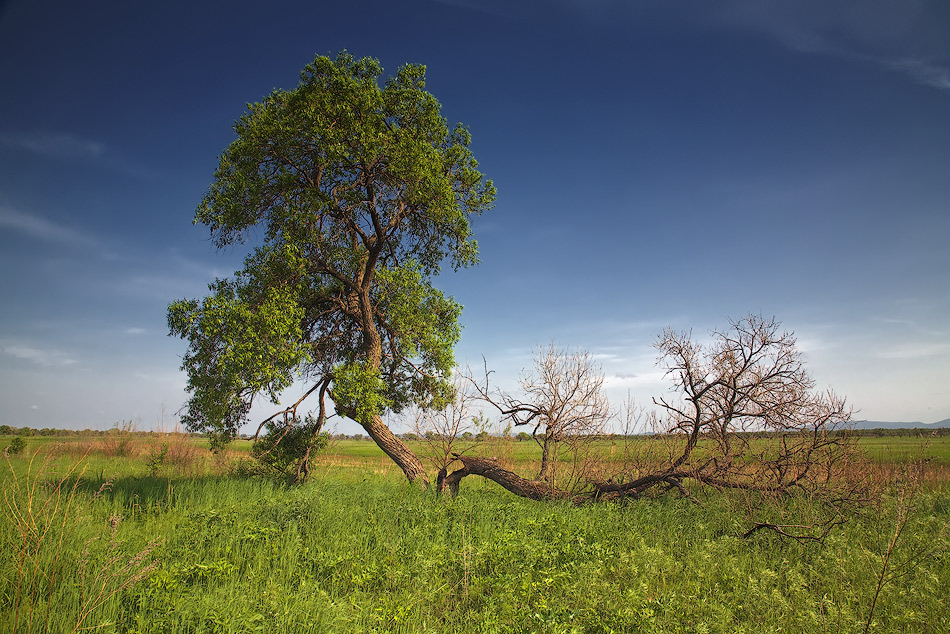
<box><xmin>1</xmin><ymin>432</ymin><xmax>948</xmax><ymax>633</ymax></box>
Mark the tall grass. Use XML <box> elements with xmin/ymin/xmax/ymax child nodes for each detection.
<box><xmin>0</xmin><ymin>437</ymin><xmax>948</xmax><ymax>632</ymax></box>
<box><xmin>1</xmin><ymin>450</ymin><xmax>159</xmax><ymax>633</ymax></box>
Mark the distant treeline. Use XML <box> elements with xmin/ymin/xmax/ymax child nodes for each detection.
<box><xmin>0</xmin><ymin>425</ymin><xmax>202</xmax><ymax>437</ymax></box>
<box><xmin>3</xmin><ymin>425</ymin><xmax>946</xmax><ymax>440</ymax></box>
<box><xmin>835</xmin><ymin>427</ymin><xmax>950</xmax><ymax>438</ymax></box>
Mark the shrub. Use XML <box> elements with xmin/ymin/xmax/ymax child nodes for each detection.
<box><xmin>5</xmin><ymin>436</ymin><xmax>25</xmax><ymax>455</ymax></box>
<box><xmin>249</xmin><ymin>416</ymin><xmax>329</xmax><ymax>483</ymax></box>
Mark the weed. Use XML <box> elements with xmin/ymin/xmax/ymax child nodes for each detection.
<box><xmin>863</xmin><ymin>435</ymin><xmax>950</xmax><ymax>633</ymax></box>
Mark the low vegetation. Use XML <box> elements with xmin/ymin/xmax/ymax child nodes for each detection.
<box><xmin>1</xmin><ymin>431</ymin><xmax>948</xmax><ymax>633</ymax></box>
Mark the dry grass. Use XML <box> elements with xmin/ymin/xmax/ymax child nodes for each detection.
<box><xmin>2</xmin><ymin>450</ymin><xmax>160</xmax><ymax>633</ymax></box>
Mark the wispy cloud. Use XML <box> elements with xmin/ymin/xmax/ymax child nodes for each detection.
<box><xmin>0</xmin><ymin>131</ymin><xmax>104</xmax><ymax>160</ymax></box>
<box><xmin>124</xmin><ymin>327</ymin><xmax>147</xmax><ymax>335</ymax></box>
<box><xmin>2</xmin><ymin>344</ymin><xmax>77</xmax><ymax>367</ymax></box>
<box><xmin>0</xmin><ymin>130</ymin><xmax>160</xmax><ymax>179</ymax></box>
<box><xmin>0</xmin><ymin>206</ymin><xmax>99</xmax><ymax>248</ymax></box>
<box><xmin>874</xmin><ymin>342</ymin><xmax>950</xmax><ymax>360</ymax></box>
<box><xmin>703</xmin><ymin>0</ymin><xmax>950</xmax><ymax>91</ymax></box>
<box><xmin>887</xmin><ymin>58</ymin><xmax>950</xmax><ymax>90</ymax></box>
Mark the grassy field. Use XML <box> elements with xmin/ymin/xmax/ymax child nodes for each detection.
<box><xmin>1</xmin><ymin>433</ymin><xmax>948</xmax><ymax>633</ymax></box>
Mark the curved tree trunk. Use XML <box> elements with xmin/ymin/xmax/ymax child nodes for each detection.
<box><xmin>363</xmin><ymin>413</ymin><xmax>430</xmax><ymax>487</ymax></box>
<box><xmin>355</xmin><ymin>284</ymin><xmax>430</xmax><ymax>487</ymax></box>
<box><xmin>444</xmin><ymin>454</ymin><xmax>569</xmax><ymax>501</ymax></box>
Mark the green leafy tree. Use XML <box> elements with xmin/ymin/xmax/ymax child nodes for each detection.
<box><xmin>168</xmin><ymin>52</ymin><xmax>494</xmax><ymax>484</ymax></box>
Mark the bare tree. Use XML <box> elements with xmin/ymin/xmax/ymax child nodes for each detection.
<box><xmin>467</xmin><ymin>345</ymin><xmax>611</xmax><ymax>489</ymax></box>
<box><xmin>648</xmin><ymin>315</ymin><xmax>852</xmax><ymax>495</ymax></box>
<box><xmin>442</xmin><ymin>316</ymin><xmax>862</xmax><ymax>538</ymax></box>
<box><xmin>407</xmin><ymin>374</ymin><xmax>480</xmax><ymax>493</ymax></box>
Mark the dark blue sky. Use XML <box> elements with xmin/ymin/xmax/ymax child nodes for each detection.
<box><xmin>1</xmin><ymin>0</ymin><xmax>948</xmax><ymax>431</ymax></box>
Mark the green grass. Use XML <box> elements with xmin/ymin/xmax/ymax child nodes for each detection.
<box><xmin>1</xmin><ymin>436</ymin><xmax>949</xmax><ymax>633</ymax></box>
<box><xmin>856</xmin><ymin>436</ymin><xmax>950</xmax><ymax>465</ymax></box>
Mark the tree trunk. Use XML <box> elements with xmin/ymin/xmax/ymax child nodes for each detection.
<box><xmin>362</xmin><ymin>413</ymin><xmax>430</xmax><ymax>487</ymax></box>
<box><xmin>355</xmin><ymin>284</ymin><xmax>430</xmax><ymax>487</ymax></box>
<box><xmin>444</xmin><ymin>454</ymin><xmax>568</xmax><ymax>501</ymax></box>
<box><xmin>537</xmin><ymin>429</ymin><xmax>554</xmax><ymax>482</ymax></box>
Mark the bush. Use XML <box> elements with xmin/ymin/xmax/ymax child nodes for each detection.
<box><xmin>5</xmin><ymin>436</ymin><xmax>25</xmax><ymax>455</ymax></box>
<box><xmin>248</xmin><ymin>415</ymin><xmax>329</xmax><ymax>483</ymax></box>
<box><xmin>146</xmin><ymin>443</ymin><xmax>169</xmax><ymax>477</ymax></box>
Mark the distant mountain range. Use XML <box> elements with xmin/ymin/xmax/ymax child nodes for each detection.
<box><xmin>850</xmin><ymin>419</ymin><xmax>950</xmax><ymax>430</ymax></box>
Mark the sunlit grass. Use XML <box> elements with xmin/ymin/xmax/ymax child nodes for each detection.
<box><xmin>1</xmin><ymin>433</ymin><xmax>948</xmax><ymax>632</ymax></box>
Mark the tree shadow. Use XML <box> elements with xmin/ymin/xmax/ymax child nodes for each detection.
<box><xmin>73</xmin><ymin>473</ymin><xmax>240</xmax><ymax>509</ymax></box>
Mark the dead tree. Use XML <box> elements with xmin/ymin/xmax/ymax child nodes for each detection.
<box><xmin>406</xmin><ymin>374</ymin><xmax>480</xmax><ymax>493</ymax></box>
<box><xmin>469</xmin><ymin>345</ymin><xmax>611</xmax><ymax>489</ymax></box>
<box><xmin>446</xmin><ymin>316</ymin><xmax>861</xmax><ymax>539</ymax></box>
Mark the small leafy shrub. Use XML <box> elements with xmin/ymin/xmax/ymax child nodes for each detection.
<box><xmin>146</xmin><ymin>443</ymin><xmax>169</xmax><ymax>477</ymax></box>
<box><xmin>248</xmin><ymin>416</ymin><xmax>329</xmax><ymax>482</ymax></box>
<box><xmin>6</xmin><ymin>436</ymin><xmax>25</xmax><ymax>455</ymax></box>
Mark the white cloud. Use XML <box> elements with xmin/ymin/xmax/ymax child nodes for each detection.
<box><xmin>2</xmin><ymin>344</ymin><xmax>77</xmax><ymax>367</ymax></box>
<box><xmin>604</xmin><ymin>370</ymin><xmax>665</xmax><ymax>388</ymax></box>
<box><xmin>703</xmin><ymin>0</ymin><xmax>950</xmax><ymax>91</ymax></box>
<box><xmin>0</xmin><ymin>131</ymin><xmax>104</xmax><ymax>160</ymax></box>
<box><xmin>874</xmin><ymin>342</ymin><xmax>950</xmax><ymax>360</ymax></box>
<box><xmin>887</xmin><ymin>58</ymin><xmax>950</xmax><ymax>90</ymax></box>
<box><xmin>124</xmin><ymin>327</ymin><xmax>147</xmax><ymax>335</ymax></box>
<box><xmin>0</xmin><ymin>206</ymin><xmax>99</xmax><ymax>248</ymax></box>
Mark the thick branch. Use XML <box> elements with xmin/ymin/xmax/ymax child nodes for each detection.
<box><xmin>444</xmin><ymin>454</ymin><xmax>570</xmax><ymax>501</ymax></box>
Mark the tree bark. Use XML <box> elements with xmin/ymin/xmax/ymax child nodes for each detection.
<box><xmin>355</xmin><ymin>282</ymin><xmax>430</xmax><ymax>487</ymax></box>
<box><xmin>363</xmin><ymin>413</ymin><xmax>430</xmax><ymax>487</ymax></box>
<box><xmin>444</xmin><ymin>454</ymin><xmax>569</xmax><ymax>501</ymax></box>
<box><xmin>538</xmin><ymin>431</ymin><xmax>554</xmax><ymax>482</ymax></box>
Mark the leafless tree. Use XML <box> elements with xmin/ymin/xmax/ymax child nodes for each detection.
<box><xmin>648</xmin><ymin>315</ymin><xmax>852</xmax><ymax>494</ymax></box>
<box><xmin>442</xmin><ymin>316</ymin><xmax>862</xmax><ymax>538</ymax></box>
<box><xmin>466</xmin><ymin>345</ymin><xmax>611</xmax><ymax>489</ymax></box>
<box><xmin>406</xmin><ymin>374</ymin><xmax>480</xmax><ymax>493</ymax></box>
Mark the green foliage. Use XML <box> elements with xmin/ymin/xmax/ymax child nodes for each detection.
<box><xmin>331</xmin><ymin>361</ymin><xmax>392</xmax><ymax>425</ymax></box>
<box><xmin>145</xmin><ymin>443</ymin><xmax>169</xmax><ymax>477</ymax></box>
<box><xmin>250</xmin><ymin>416</ymin><xmax>330</xmax><ymax>481</ymax></box>
<box><xmin>169</xmin><ymin>51</ymin><xmax>493</xmax><ymax>444</ymax></box>
<box><xmin>5</xmin><ymin>436</ymin><xmax>25</xmax><ymax>455</ymax></box>
<box><xmin>168</xmin><ymin>260</ymin><xmax>311</xmax><ymax>442</ymax></box>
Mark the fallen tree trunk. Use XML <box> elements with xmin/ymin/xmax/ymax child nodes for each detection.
<box><xmin>441</xmin><ymin>454</ymin><xmax>571</xmax><ymax>501</ymax></box>
<box><xmin>441</xmin><ymin>455</ymin><xmax>704</xmax><ymax>505</ymax></box>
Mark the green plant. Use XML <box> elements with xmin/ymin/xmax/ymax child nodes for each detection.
<box><xmin>864</xmin><ymin>438</ymin><xmax>950</xmax><ymax>634</ymax></box>
<box><xmin>1</xmin><ymin>450</ymin><xmax>159</xmax><ymax>633</ymax></box>
<box><xmin>3</xmin><ymin>450</ymin><xmax>86</xmax><ymax>632</ymax></box>
<box><xmin>146</xmin><ymin>443</ymin><xmax>169</xmax><ymax>477</ymax></box>
<box><xmin>250</xmin><ymin>417</ymin><xmax>329</xmax><ymax>483</ymax></box>
<box><xmin>73</xmin><ymin>513</ymin><xmax>161</xmax><ymax>633</ymax></box>
<box><xmin>6</xmin><ymin>436</ymin><xmax>26</xmax><ymax>455</ymax></box>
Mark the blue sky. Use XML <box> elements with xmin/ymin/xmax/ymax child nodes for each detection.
<box><xmin>1</xmin><ymin>0</ymin><xmax>948</xmax><ymax>433</ymax></box>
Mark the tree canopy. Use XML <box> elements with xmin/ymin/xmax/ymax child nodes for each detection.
<box><xmin>168</xmin><ymin>52</ymin><xmax>495</xmax><ymax>483</ymax></box>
